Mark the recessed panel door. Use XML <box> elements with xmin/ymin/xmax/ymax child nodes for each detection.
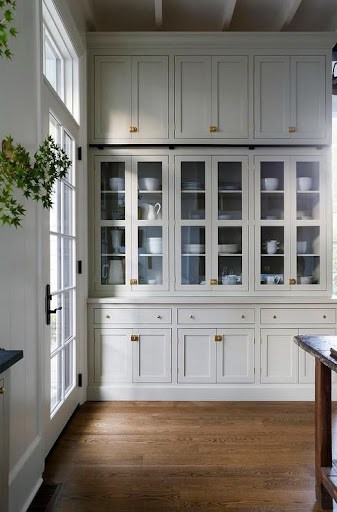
<box><xmin>261</xmin><ymin>329</ymin><xmax>298</xmax><ymax>384</ymax></box>
<box><xmin>94</xmin><ymin>329</ymin><xmax>132</xmax><ymax>383</ymax></box>
<box><xmin>216</xmin><ymin>330</ymin><xmax>255</xmax><ymax>383</ymax></box>
<box><xmin>132</xmin><ymin>329</ymin><xmax>171</xmax><ymax>382</ymax></box>
<box><xmin>178</xmin><ymin>329</ymin><xmax>216</xmax><ymax>383</ymax></box>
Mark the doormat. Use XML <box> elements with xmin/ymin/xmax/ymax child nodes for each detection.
<box><xmin>27</xmin><ymin>483</ymin><xmax>62</xmax><ymax>511</ymax></box>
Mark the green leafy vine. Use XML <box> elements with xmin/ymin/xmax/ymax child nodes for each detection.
<box><xmin>0</xmin><ymin>136</ymin><xmax>71</xmax><ymax>227</ymax></box>
<box><xmin>0</xmin><ymin>0</ymin><xmax>17</xmax><ymax>59</ymax></box>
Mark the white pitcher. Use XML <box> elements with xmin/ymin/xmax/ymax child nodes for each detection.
<box><xmin>146</xmin><ymin>203</ymin><xmax>161</xmax><ymax>220</ymax></box>
<box><xmin>102</xmin><ymin>260</ymin><xmax>124</xmax><ymax>284</ymax></box>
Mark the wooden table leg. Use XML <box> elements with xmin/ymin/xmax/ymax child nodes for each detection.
<box><xmin>315</xmin><ymin>359</ymin><xmax>333</xmax><ymax>510</ymax></box>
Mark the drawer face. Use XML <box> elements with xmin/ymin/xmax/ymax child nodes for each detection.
<box><xmin>94</xmin><ymin>308</ymin><xmax>172</xmax><ymax>324</ymax></box>
<box><xmin>260</xmin><ymin>308</ymin><xmax>336</xmax><ymax>324</ymax></box>
<box><xmin>177</xmin><ymin>308</ymin><xmax>255</xmax><ymax>324</ymax></box>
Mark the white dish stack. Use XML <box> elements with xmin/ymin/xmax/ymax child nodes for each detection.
<box><xmin>147</xmin><ymin>237</ymin><xmax>163</xmax><ymax>254</ymax></box>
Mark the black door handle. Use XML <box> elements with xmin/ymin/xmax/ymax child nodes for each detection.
<box><xmin>45</xmin><ymin>284</ymin><xmax>62</xmax><ymax>325</ymax></box>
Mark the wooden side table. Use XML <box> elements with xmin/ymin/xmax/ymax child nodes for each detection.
<box><xmin>294</xmin><ymin>335</ymin><xmax>337</xmax><ymax>510</ymax></box>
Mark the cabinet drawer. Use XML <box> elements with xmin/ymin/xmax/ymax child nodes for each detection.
<box><xmin>260</xmin><ymin>308</ymin><xmax>336</xmax><ymax>324</ymax></box>
<box><xmin>94</xmin><ymin>308</ymin><xmax>172</xmax><ymax>324</ymax></box>
<box><xmin>177</xmin><ymin>308</ymin><xmax>255</xmax><ymax>324</ymax></box>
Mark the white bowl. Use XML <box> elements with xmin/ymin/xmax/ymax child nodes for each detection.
<box><xmin>183</xmin><ymin>243</ymin><xmax>205</xmax><ymax>254</ymax></box>
<box><xmin>109</xmin><ymin>177</ymin><xmax>125</xmax><ymax>191</ymax></box>
<box><xmin>218</xmin><ymin>243</ymin><xmax>238</xmax><ymax>254</ymax></box>
<box><xmin>139</xmin><ymin>177</ymin><xmax>160</xmax><ymax>191</ymax></box>
<box><xmin>147</xmin><ymin>237</ymin><xmax>162</xmax><ymax>254</ymax></box>
<box><xmin>261</xmin><ymin>177</ymin><xmax>279</xmax><ymax>191</ymax></box>
<box><xmin>297</xmin><ymin>177</ymin><xmax>312</xmax><ymax>192</ymax></box>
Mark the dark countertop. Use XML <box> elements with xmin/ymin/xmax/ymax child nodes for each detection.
<box><xmin>0</xmin><ymin>350</ymin><xmax>23</xmax><ymax>375</ymax></box>
<box><xmin>294</xmin><ymin>336</ymin><xmax>337</xmax><ymax>372</ymax></box>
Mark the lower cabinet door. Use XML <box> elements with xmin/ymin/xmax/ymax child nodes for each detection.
<box><xmin>298</xmin><ymin>328</ymin><xmax>335</xmax><ymax>384</ymax></box>
<box><xmin>178</xmin><ymin>329</ymin><xmax>217</xmax><ymax>383</ymax></box>
<box><xmin>132</xmin><ymin>329</ymin><xmax>171</xmax><ymax>382</ymax></box>
<box><xmin>94</xmin><ymin>328</ymin><xmax>132</xmax><ymax>383</ymax></box>
<box><xmin>261</xmin><ymin>329</ymin><xmax>298</xmax><ymax>384</ymax></box>
<box><xmin>216</xmin><ymin>329</ymin><xmax>255</xmax><ymax>383</ymax></box>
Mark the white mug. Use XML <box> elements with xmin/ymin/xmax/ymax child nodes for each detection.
<box><xmin>264</xmin><ymin>240</ymin><xmax>279</xmax><ymax>254</ymax></box>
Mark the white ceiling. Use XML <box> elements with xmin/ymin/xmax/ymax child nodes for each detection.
<box><xmin>79</xmin><ymin>0</ymin><xmax>337</xmax><ymax>32</ymax></box>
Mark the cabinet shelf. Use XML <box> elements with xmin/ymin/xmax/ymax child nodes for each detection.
<box><xmin>218</xmin><ymin>253</ymin><xmax>242</xmax><ymax>256</ymax></box>
<box><xmin>101</xmin><ymin>190</ymin><xmax>125</xmax><ymax>194</ymax></box>
<box><xmin>139</xmin><ymin>253</ymin><xmax>163</xmax><ymax>257</ymax></box>
<box><xmin>138</xmin><ymin>190</ymin><xmax>162</xmax><ymax>194</ymax></box>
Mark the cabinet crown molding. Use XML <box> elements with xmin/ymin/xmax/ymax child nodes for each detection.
<box><xmin>87</xmin><ymin>31</ymin><xmax>336</xmax><ymax>50</ymax></box>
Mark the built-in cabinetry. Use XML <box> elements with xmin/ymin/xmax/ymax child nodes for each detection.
<box><xmin>88</xmin><ymin>303</ymin><xmax>337</xmax><ymax>400</ymax></box>
<box><xmin>87</xmin><ymin>32</ymin><xmax>336</xmax><ymax>402</ymax></box>
<box><xmin>90</xmin><ymin>148</ymin><xmax>329</xmax><ymax>296</ymax></box>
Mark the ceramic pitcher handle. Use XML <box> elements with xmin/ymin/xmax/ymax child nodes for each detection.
<box><xmin>155</xmin><ymin>203</ymin><xmax>161</xmax><ymax>215</ymax></box>
<box><xmin>102</xmin><ymin>263</ymin><xmax>108</xmax><ymax>279</ymax></box>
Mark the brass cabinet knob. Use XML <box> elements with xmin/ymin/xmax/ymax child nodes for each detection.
<box><xmin>289</xmin><ymin>278</ymin><xmax>296</xmax><ymax>285</ymax></box>
<box><xmin>130</xmin><ymin>279</ymin><xmax>138</xmax><ymax>285</ymax></box>
<box><xmin>210</xmin><ymin>278</ymin><xmax>218</xmax><ymax>285</ymax></box>
<box><xmin>189</xmin><ymin>314</ymin><xmax>194</xmax><ymax>319</ymax></box>
<box><xmin>129</xmin><ymin>126</ymin><xmax>138</xmax><ymax>133</ymax></box>
<box><xmin>130</xmin><ymin>334</ymin><xmax>139</xmax><ymax>342</ymax></box>
<box><xmin>288</xmin><ymin>126</ymin><xmax>296</xmax><ymax>133</ymax></box>
<box><xmin>241</xmin><ymin>314</ymin><xmax>245</xmax><ymax>319</ymax></box>
<box><xmin>209</xmin><ymin>126</ymin><xmax>218</xmax><ymax>133</ymax></box>
<box><xmin>0</xmin><ymin>387</ymin><xmax>4</xmax><ymax>395</ymax></box>
<box><xmin>214</xmin><ymin>335</ymin><xmax>222</xmax><ymax>342</ymax></box>
<box><xmin>105</xmin><ymin>314</ymin><xmax>110</xmax><ymax>319</ymax></box>
<box><xmin>273</xmin><ymin>315</ymin><xmax>277</xmax><ymax>319</ymax></box>
<box><xmin>323</xmin><ymin>315</ymin><xmax>327</xmax><ymax>319</ymax></box>
<box><xmin>157</xmin><ymin>315</ymin><xmax>162</xmax><ymax>319</ymax></box>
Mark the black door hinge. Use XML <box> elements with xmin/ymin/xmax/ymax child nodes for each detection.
<box><xmin>77</xmin><ymin>260</ymin><xmax>82</xmax><ymax>274</ymax></box>
<box><xmin>77</xmin><ymin>147</ymin><xmax>82</xmax><ymax>161</ymax></box>
<box><xmin>78</xmin><ymin>373</ymin><xmax>82</xmax><ymax>387</ymax></box>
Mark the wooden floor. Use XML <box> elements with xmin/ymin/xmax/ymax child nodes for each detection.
<box><xmin>43</xmin><ymin>401</ymin><xmax>337</xmax><ymax>512</ymax></box>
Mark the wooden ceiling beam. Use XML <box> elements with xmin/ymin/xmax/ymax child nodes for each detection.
<box><xmin>280</xmin><ymin>0</ymin><xmax>302</xmax><ymax>30</ymax></box>
<box><xmin>154</xmin><ymin>0</ymin><xmax>163</xmax><ymax>29</ymax></box>
<box><xmin>222</xmin><ymin>0</ymin><xmax>237</xmax><ymax>31</ymax></box>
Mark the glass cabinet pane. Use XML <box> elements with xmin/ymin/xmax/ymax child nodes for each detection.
<box><xmin>260</xmin><ymin>226</ymin><xmax>284</xmax><ymax>285</ymax></box>
<box><xmin>101</xmin><ymin>227</ymin><xmax>126</xmax><ymax>285</ymax></box>
<box><xmin>218</xmin><ymin>227</ymin><xmax>242</xmax><ymax>285</ymax></box>
<box><xmin>100</xmin><ymin>162</ymin><xmax>125</xmax><ymax>221</ymax></box>
<box><xmin>138</xmin><ymin>162</ymin><xmax>163</xmax><ymax>220</ymax></box>
<box><xmin>296</xmin><ymin>161</ymin><xmax>320</xmax><ymax>220</ymax></box>
<box><xmin>260</xmin><ymin>161</ymin><xmax>284</xmax><ymax>220</ymax></box>
<box><xmin>217</xmin><ymin>161</ymin><xmax>242</xmax><ymax>220</ymax></box>
<box><xmin>181</xmin><ymin>162</ymin><xmax>205</xmax><ymax>220</ymax></box>
<box><xmin>138</xmin><ymin>226</ymin><xmax>163</xmax><ymax>285</ymax></box>
<box><xmin>296</xmin><ymin>226</ymin><xmax>320</xmax><ymax>285</ymax></box>
<box><xmin>181</xmin><ymin>226</ymin><xmax>206</xmax><ymax>285</ymax></box>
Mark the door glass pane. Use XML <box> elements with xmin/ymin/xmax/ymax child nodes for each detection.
<box><xmin>63</xmin><ymin>183</ymin><xmax>74</xmax><ymax>236</ymax></box>
<box><xmin>218</xmin><ymin>227</ymin><xmax>242</xmax><ymax>286</ymax></box>
<box><xmin>63</xmin><ymin>131</ymin><xmax>74</xmax><ymax>184</ymax></box>
<box><xmin>260</xmin><ymin>161</ymin><xmax>284</xmax><ymax>220</ymax></box>
<box><xmin>63</xmin><ymin>238</ymin><xmax>74</xmax><ymax>288</ymax></box>
<box><xmin>50</xmin><ymin>352</ymin><xmax>62</xmax><ymax>412</ymax></box>
<box><xmin>138</xmin><ymin>226</ymin><xmax>163</xmax><ymax>285</ymax></box>
<box><xmin>181</xmin><ymin>226</ymin><xmax>206</xmax><ymax>285</ymax></box>
<box><xmin>138</xmin><ymin>162</ymin><xmax>163</xmax><ymax>220</ymax></box>
<box><xmin>218</xmin><ymin>162</ymin><xmax>242</xmax><ymax>220</ymax></box>
<box><xmin>64</xmin><ymin>290</ymin><xmax>74</xmax><ymax>341</ymax></box>
<box><xmin>101</xmin><ymin>162</ymin><xmax>125</xmax><ymax>221</ymax></box>
<box><xmin>296</xmin><ymin>226</ymin><xmax>320</xmax><ymax>284</ymax></box>
<box><xmin>50</xmin><ymin>294</ymin><xmax>62</xmax><ymax>352</ymax></box>
<box><xmin>50</xmin><ymin>234</ymin><xmax>61</xmax><ymax>292</ymax></box>
<box><xmin>64</xmin><ymin>341</ymin><xmax>74</xmax><ymax>393</ymax></box>
<box><xmin>181</xmin><ymin>161</ymin><xmax>205</xmax><ymax>220</ymax></box>
<box><xmin>260</xmin><ymin>226</ymin><xmax>284</xmax><ymax>285</ymax></box>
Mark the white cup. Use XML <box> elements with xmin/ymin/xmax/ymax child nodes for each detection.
<box><xmin>297</xmin><ymin>241</ymin><xmax>307</xmax><ymax>254</ymax></box>
<box><xmin>262</xmin><ymin>177</ymin><xmax>279</xmax><ymax>191</ymax></box>
<box><xmin>297</xmin><ymin>177</ymin><xmax>312</xmax><ymax>191</ymax></box>
<box><xmin>265</xmin><ymin>240</ymin><xmax>279</xmax><ymax>254</ymax></box>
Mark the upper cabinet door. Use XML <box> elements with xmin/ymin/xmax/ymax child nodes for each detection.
<box><xmin>290</xmin><ymin>56</ymin><xmax>326</xmax><ymax>140</ymax></box>
<box><xmin>254</xmin><ymin>55</ymin><xmax>327</xmax><ymax>140</ymax></box>
<box><xmin>254</xmin><ymin>56</ymin><xmax>290</xmax><ymax>139</ymax></box>
<box><xmin>131</xmin><ymin>56</ymin><xmax>169</xmax><ymax>139</ymax></box>
<box><xmin>212</xmin><ymin>56</ymin><xmax>249</xmax><ymax>138</ymax></box>
<box><xmin>93</xmin><ymin>56</ymin><xmax>169</xmax><ymax>141</ymax></box>
<box><xmin>94</xmin><ymin>56</ymin><xmax>132</xmax><ymax>140</ymax></box>
<box><xmin>175</xmin><ymin>56</ymin><xmax>212</xmax><ymax>138</ymax></box>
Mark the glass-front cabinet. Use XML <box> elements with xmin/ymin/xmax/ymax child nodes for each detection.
<box><xmin>94</xmin><ymin>155</ymin><xmax>168</xmax><ymax>291</ymax></box>
<box><xmin>175</xmin><ymin>156</ymin><xmax>248</xmax><ymax>291</ymax></box>
<box><xmin>255</xmin><ymin>155</ymin><xmax>325</xmax><ymax>291</ymax></box>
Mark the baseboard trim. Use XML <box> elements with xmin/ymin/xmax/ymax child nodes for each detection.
<box><xmin>87</xmin><ymin>384</ymin><xmax>318</xmax><ymax>401</ymax></box>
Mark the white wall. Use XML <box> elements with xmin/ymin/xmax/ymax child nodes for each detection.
<box><xmin>0</xmin><ymin>0</ymin><xmax>44</xmax><ymax>510</ymax></box>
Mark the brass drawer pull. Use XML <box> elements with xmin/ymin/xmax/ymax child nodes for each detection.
<box><xmin>241</xmin><ymin>314</ymin><xmax>245</xmax><ymax>319</ymax></box>
<box><xmin>214</xmin><ymin>335</ymin><xmax>222</xmax><ymax>342</ymax></box>
<box><xmin>323</xmin><ymin>315</ymin><xmax>327</xmax><ymax>319</ymax></box>
<box><xmin>189</xmin><ymin>314</ymin><xmax>194</xmax><ymax>319</ymax></box>
<box><xmin>105</xmin><ymin>314</ymin><xmax>110</xmax><ymax>319</ymax></box>
<box><xmin>289</xmin><ymin>278</ymin><xmax>296</xmax><ymax>285</ymax></box>
<box><xmin>130</xmin><ymin>335</ymin><xmax>139</xmax><ymax>342</ymax></box>
<box><xmin>157</xmin><ymin>315</ymin><xmax>162</xmax><ymax>319</ymax></box>
<box><xmin>130</xmin><ymin>279</ymin><xmax>138</xmax><ymax>285</ymax></box>
<box><xmin>210</xmin><ymin>278</ymin><xmax>218</xmax><ymax>285</ymax></box>
<box><xmin>129</xmin><ymin>126</ymin><xmax>138</xmax><ymax>133</ymax></box>
<box><xmin>288</xmin><ymin>126</ymin><xmax>296</xmax><ymax>133</ymax></box>
<box><xmin>209</xmin><ymin>126</ymin><xmax>218</xmax><ymax>133</ymax></box>
<box><xmin>0</xmin><ymin>387</ymin><xmax>4</xmax><ymax>395</ymax></box>
<box><xmin>273</xmin><ymin>315</ymin><xmax>277</xmax><ymax>319</ymax></box>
